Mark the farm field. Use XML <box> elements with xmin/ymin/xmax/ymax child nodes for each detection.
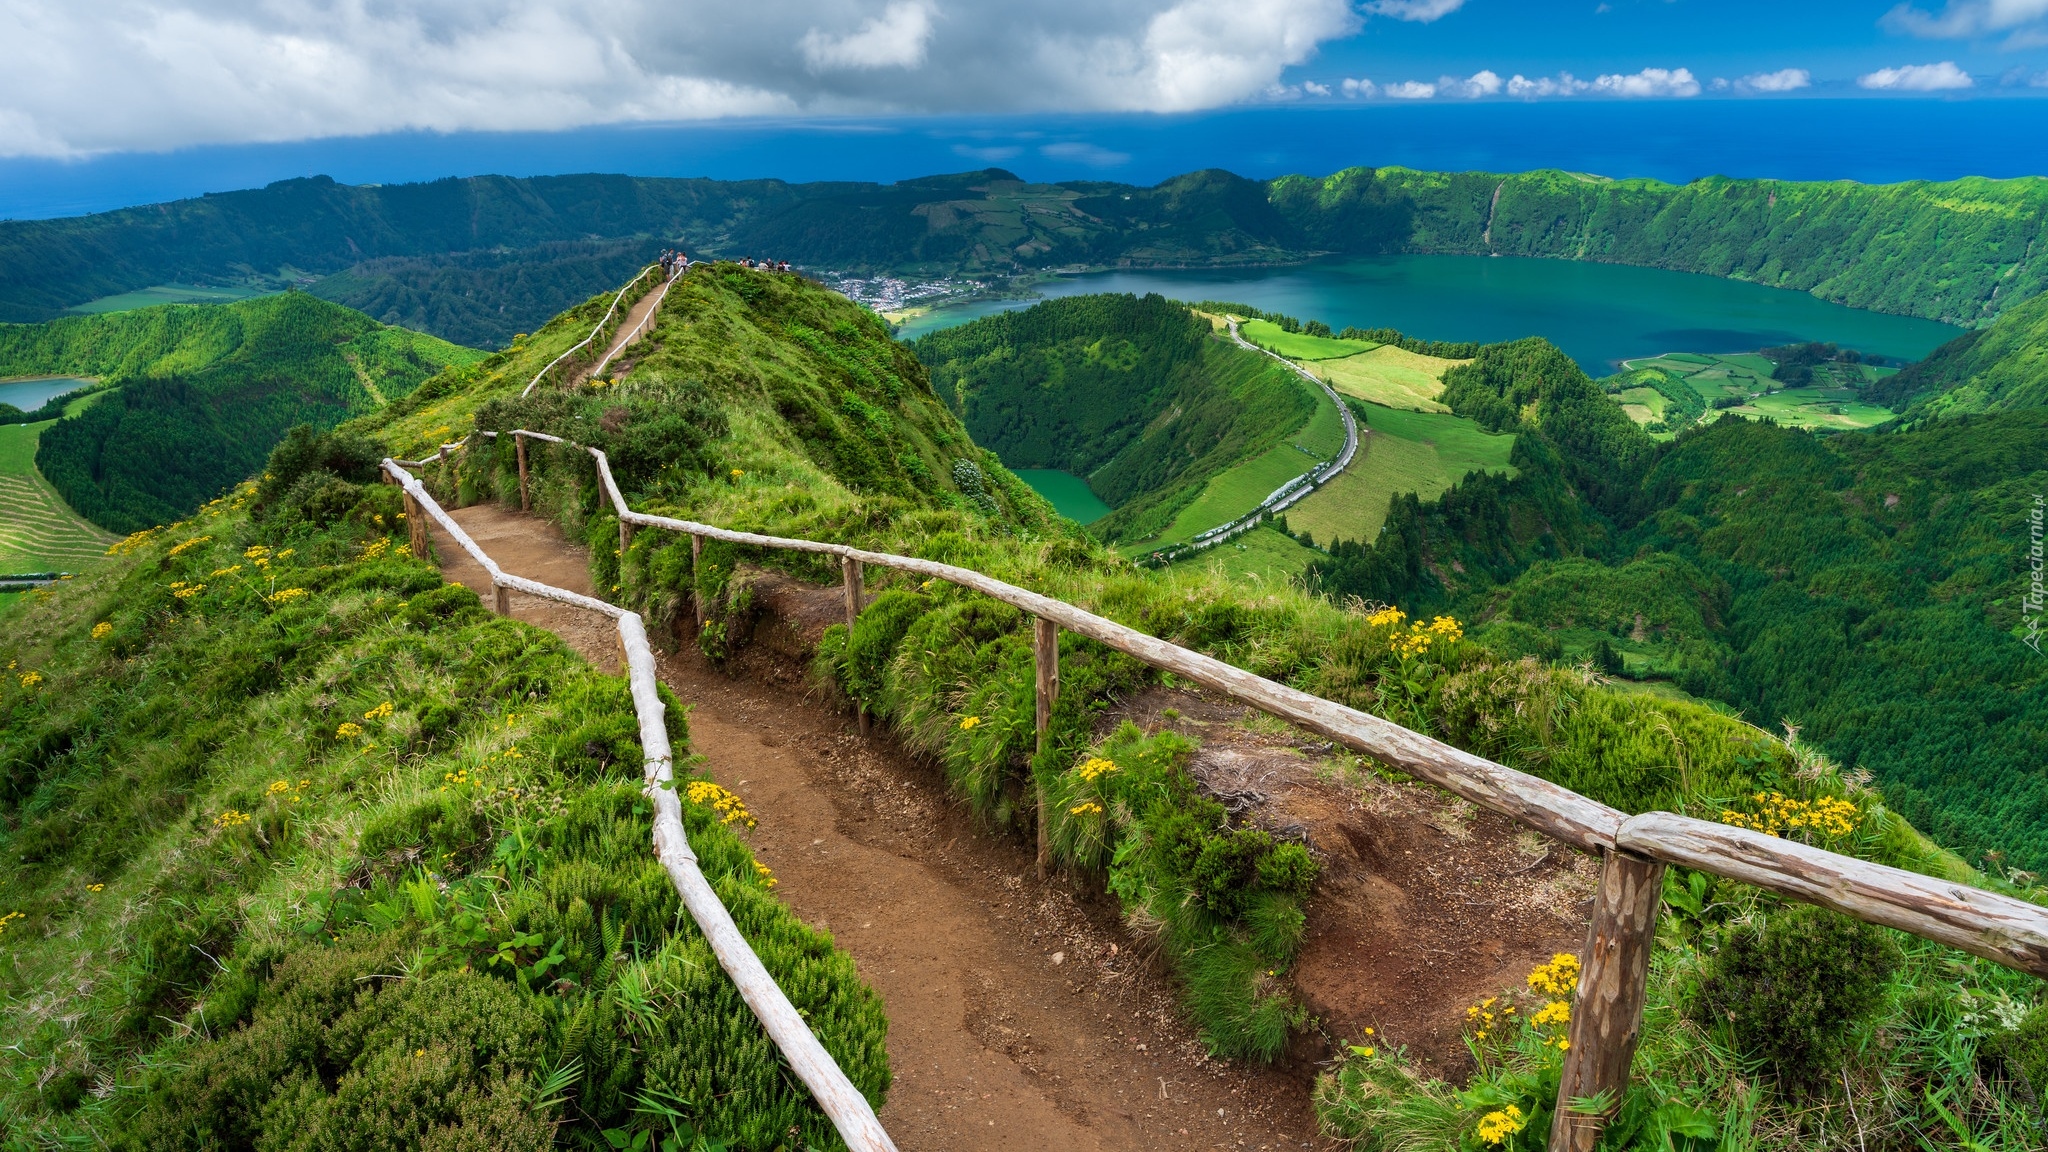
<box><xmin>1128</xmin><ymin>377</ymin><xmax>1347</xmax><ymax>553</ymax></box>
<box><xmin>1285</xmin><ymin>402</ymin><xmax>1517</xmax><ymax>547</ymax></box>
<box><xmin>1732</xmin><ymin>386</ymin><xmax>1896</xmax><ymax>430</ymax></box>
<box><xmin>1180</xmin><ymin>524</ymin><xmax>1322</xmax><ymax>584</ymax></box>
<box><xmin>68</xmin><ymin>283</ymin><xmax>269</xmax><ymax>314</ymax></box>
<box><xmin>0</xmin><ymin>395</ymin><xmax>116</xmax><ymax>574</ymax></box>
<box><xmin>1613</xmin><ymin>350</ymin><xmax>1898</xmax><ymax>434</ymax></box>
<box><xmin>1237</xmin><ymin>318</ymin><xmax>1377</xmax><ymax>360</ymax></box>
<box><xmin>1309</xmin><ymin>344</ymin><xmax>1464</xmax><ymax>412</ymax></box>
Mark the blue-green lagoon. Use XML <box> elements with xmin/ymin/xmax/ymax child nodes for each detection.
<box><xmin>1014</xmin><ymin>468</ymin><xmax>1112</xmax><ymax>524</ymax></box>
<box><xmin>897</xmin><ymin>255</ymin><xmax>1964</xmax><ymax>372</ymax></box>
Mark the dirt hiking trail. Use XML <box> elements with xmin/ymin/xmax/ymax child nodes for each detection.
<box><xmin>575</xmin><ymin>276</ymin><xmax>669</xmax><ymax>385</ymax></box>
<box><xmin>430</xmin><ymin>504</ymin><xmax>1332</xmax><ymax>1151</ymax></box>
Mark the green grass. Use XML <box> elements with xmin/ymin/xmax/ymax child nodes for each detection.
<box><xmin>1128</xmin><ymin>372</ymin><xmax>1345</xmax><ymax>551</ymax></box>
<box><xmin>67</xmin><ymin>283</ymin><xmax>269</xmax><ymax>314</ymax></box>
<box><xmin>1616</xmin><ymin>386</ymin><xmax>1668</xmax><ymax>426</ymax></box>
<box><xmin>1285</xmin><ymin>402</ymin><xmax>1517</xmax><ymax>548</ymax></box>
<box><xmin>1238</xmin><ymin>318</ymin><xmax>1378</xmax><ymax>360</ymax></box>
<box><xmin>1310</xmin><ymin>344</ymin><xmax>1462</xmax><ymax>412</ymax></box>
<box><xmin>0</xmin><ymin>411</ymin><xmax>114</xmax><ymax>572</ymax></box>
<box><xmin>1729</xmin><ymin>387</ymin><xmax>1895</xmax><ymax>431</ymax></box>
<box><xmin>1180</xmin><ymin>524</ymin><xmax>1321</xmax><ymax>585</ymax></box>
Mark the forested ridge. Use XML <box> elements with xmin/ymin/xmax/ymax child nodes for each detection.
<box><xmin>0</xmin><ymin>293</ymin><xmax>479</xmax><ymax>532</ymax></box>
<box><xmin>8</xmin><ymin>163</ymin><xmax>2047</xmax><ymax>347</ymax></box>
<box><xmin>912</xmin><ymin>294</ymin><xmax>1322</xmax><ymax>543</ymax></box>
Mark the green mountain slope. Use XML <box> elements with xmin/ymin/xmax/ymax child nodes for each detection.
<box><xmin>912</xmin><ymin>294</ymin><xmax>1323</xmax><ymax>545</ymax></box>
<box><xmin>357</xmin><ymin>264</ymin><xmax>2044</xmax><ymax>1149</ymax></box>
<box><xmin>10</xmin><ymin>166</ymin><xmax>2048</xmax><ymax>348</ymax></box>
<box><xmin>0</xmin><ymin>293</ymin><xmax>481</xmax><ymax>533</ymax></box>
<box><xmin>1876</xmin><ymin>290</ymin><xmax>2048</xmax><ymax>417</ymax></box>
<box><xmin>0</xmin><ymin>439</ymin><xmax>887</xmax><ymax>1147</ymax></box>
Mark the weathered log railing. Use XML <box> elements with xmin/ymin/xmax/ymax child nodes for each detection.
<box><xmin>410</xmin><ymin>428</ymin><xmax>2048</xmax><ymax>1152</ymax></box>
<box><xmin>519</xmin><ymin>264</ymin><xmax>662</xmax><ymax>398</ymax></box>
<box><xmin>382</xmin><ymin>456</ymin><xmax>898</xmax><ymax>1152</ymax></box>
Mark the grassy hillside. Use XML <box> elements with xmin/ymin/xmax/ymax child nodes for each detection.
<box><xmin>1310</xmin><ymin>344</ymin><xmax>1463</xmax><ymax>412</ymax></box>
<box><xmin>912</xmin><ymin>294</ymin><xmax>1327</xmax><ymax>547</ymax></box>
<box><xmin>1879</xmin><ymin>290</ymin><xmax>2048</xmax><ymax>418</ymax></box>
<box><xmin>10</xmin><ymin>165</ymin><xmax>2048</xmax><ymax>349</ymax></box>
<box><xmin>0</xmin><ymin>438</ymin><xmax>888</xmax><ymax>1147</ymax></box>
<box><xmin>359</xmin><ymin>264</ymin><xmax>2046</xmax><ymax>1150</ymax></box>
<box><xmin>0</xmin><ymin>294</ymin><xmax>482</xmax><ymax>533</ymax></box>
<box><xmin>0</xmin><ymin>393</ymin><xmax>116</xmax><ymax>574</ymax></box>
<box><xmin>1283</xmin><ymin>401</ymin><xmax>1516</xmax><ymax>550</ymax></box>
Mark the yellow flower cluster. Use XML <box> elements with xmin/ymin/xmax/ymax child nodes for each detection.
<box><xmin>267</xmin><ymin>587</ymin><xmax>308</xmax><ymax>605</ymax></box>
<box><xmin>1076</xmin><ymin>757</ymin><xmax>1118</xmax><ymax>782</ymax></box>
<box><xmin>393</xmin><ymin>543</ymin><xmax>412</xmax><ymax>559</ymax></box>
<box><xmin>1392</xmin><ymin>615</ymin><xmax>1464</xmax><ymax>658</ymax></box>
<box><xmin>86</xmin><ymin>883</ymin><xmax>104</xmax><ymax>893</ymax></box>
<box><xmin>440</xmin><ymin>768</ymin><xmax>480</xmax><ymax>792</ymax></box>
<box><xmin>685</xmin><ymin>780</ymin><xmax>757</xmax><ymax>829</ymax></box>
<box><xmin>1069</xmin><ymin>801</ymin><xmax>1104</xmax><ymax>817</ymax></box>
<box><xmin>214</xmin><ymin>809</ymin><xmax>252</xmax><ymax>829</ymax></box>
<box><xmin>170</xmin><ymin>581</ymin><xmax>206</xmax><ymax>599</ymax></box>
<box><xmin>364</xmin><ymin>701</ymin><xmax>394</xmax><ymax>721</ymax></box>
<box><xmin>1721</xmin><ymin>791</ymin><xmax>1859</xmax><ymax>839</ymax></box>
<box><xmin>958</xmin><ymin>715</ymin><xmax>981</xmax><ymax>731</ymax></box>
<box><xmin>1365</xmin><ymin>605</ymin><xmax>1405</xmax><ymax>628</ymax></box>
<box><xmin>19</xmin><ymin>670</ymin><xmax>43</xmax><ymax>689</ymax></box>
<box><xmin>108</xmin><ymin>527</ymin><xmax>163</xmax><ymax>556</ymax></box>
<box><xmin>754</xmin><ymin>861</ymin><xmax>778</xmax><ymax>888</ymax></box>
<box><xmin>359</xmin><ymin>538</ymin><xmax>391</xmax><ymax>562</ymax></box>
<box><xmin>336</xmin><ymin>721</ymin><xmax>364</xmax><ymax>739</ymax></box>
<box><xmin>211</xmin><ymin>565</ymin><xmax>242</xmax><ymax>578</ymax></box>
<box><xmin>1528</xmin><ymin>952</ymin><xmax>1581</xmax><ymax>997</ymax></box>
<box><xmin>0</xmin><ymin>910</ymin><xmax>23</xmax><ymax>939</ymax></box>
<box><xmin>244</xmin><ymin>545</ymin><xmax>271</xmax><ymax>564</ymax></box>
<box><xmin>1531</xmin><ymin>999</ymin><xmax>1571</xmax><ymax>1028</ymax></box>
<box><xmin>92</xmin><ymin>622</ymin><xmax>113</xmax><ymax>640</ymax></box>
<box><xmin>730</xmin><ymin>468</ymin><xmax>745</xmax><ymax>480</ymax></box>
<box><xmin>166</xmin><ymin>534</ymin><xmax>213</xmax><ymax>557</ymax></box>
<box><xmin>1477</xmin><ymin>1105</ymin><xmax>1527</xmax><ymax>1146</ymax></box>
<box><xmin>1465</xmin><ymin>996</ymin><xmax>1517</xmax><ymax>1040</ymax></box>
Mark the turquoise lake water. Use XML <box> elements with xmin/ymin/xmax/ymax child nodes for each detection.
<box><xmin>0</xmin><ymin>377</ymin><xmax>93</xmax><ymax>413</ymax></box>
<box><xmin>1014</xmin><ymin>468</ymin><xmax>1112</xmax><ymax>524</ymax></box>
<box><xmin>896</xmin><ymin>255</ymin><xmax>1965</xmax><ymax>373</ymax></box>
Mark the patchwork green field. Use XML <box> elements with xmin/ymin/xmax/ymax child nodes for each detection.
<box><xmin>1131</xmin><ymin>376</ymin><xmax>1347</xmax><ymax>553</ymax></box>
<box><xmin>0</xmin><ymin>395</ymin><xmax>115</xmax><ymax>574</ymax></box>
<box><xmin>68</xmin><ymin>283</ymin><xmax>269</xmax><ymax>314</ymax></box>
<box><xmin>1309</xmin><ymin>344</ymin><xmax>1464</xmax><ymax>412</ymax></box>
<box><xmin>1614</xmin><ymin>351</ymin><xmax>1898</xmax><ymax>434</ymax></box>
<box><xmin>1186</xmin><ymin>523</ymin><xmax>1325</xmax><ymax>584</ymax></box>
<box><xmin>1284</xmin><ymin>401</ymin><xmax>1517</xmax><ymax>548</ymax></box>
<box><xmin>1237</xmin><ymin>318</ymin><xmax>1378</xmax><ymax>360</ymax></box>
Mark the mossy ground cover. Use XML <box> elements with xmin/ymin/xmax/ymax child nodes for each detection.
<box><xmin>1284</xmin><ymin>401</ymin><xmax>1517</xmax><ymax>550</ymax></box>
<box><xmin>1237</xmin><ymin>318</ymin><xmax>1378</xmax><ymax>360</ymax></box>
<box><xmin>0</xmin><ymin>433</ymin><xmax>888</xmax><ymax>1149</ymax></box>
<box><xmin>1309</xmin><ymin>344</ymin><xmax>1464</xmax><ymax>412</ymax></box>
<box><xmin>306</xmin><ymin>265</ymin><xmax>2045</xmax><ymax>1148</ymax></box>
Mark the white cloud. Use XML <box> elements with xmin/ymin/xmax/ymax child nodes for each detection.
<box><xmin>1439</xmin><ymin>69</ymin><xmax>1502</xmax><ymax>98</ymax></box>
<box><xmin>0</xmin><ymin>0</ymin><xmax>1364</xmax><ymax>158</ymax></box>
<box><xmin>1383</xmin><ymin>80</ymin><xmax>1437</xmax><ymax>98</ymax></box>
<box><xmin>1040</xmin><ymin>141</ymin><xmax>1131</xmax><ymax>166</ymax></box>
<box><xmin>1302</xmin><ymin>79</ymin><xmax>1330</xmax><ymax>95</ymax></box>
<box><xmin>1858</xmin><ymin>60</ymin><xmax>1975</xmax><ymax>89</ymax></box>
<box><xmin>1883</xmin><ymin>0</ymin><xmax>2048</xmax><ymax>38</ymax></box>
<box><xmin>1590</xmin><ymin>67</ymin><xmax>1701</xmax><ymax>97</ymax></box>
<box><xmin>1737</xmin><ymin>67</ymin><xmax>1811</xmax><ymax>92</ymax></box>
<box><xmin>1506</xmin><ymin>72</ymin><xmax>1588</xmax><ymax>97</ymax></box>
<box><xmin>1364</xmin><ymin>0</ymin><xmax>1467</xmax><ymax>21</ymax></box>
<box><xmin>801</xmin><ymin>2</ymin><xmax>935</xmax><ymax>72</ymax></box>
<box><xmin>1341</xmin><ymin>76</ymin><xmax>1378</xmax><ymax>97</ymax></box>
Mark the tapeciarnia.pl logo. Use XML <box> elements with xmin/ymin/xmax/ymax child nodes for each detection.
<box><xmin>2025</xmin><ymin>494</ymin><xmax>2044</xmax><ymax>654</ymax></box>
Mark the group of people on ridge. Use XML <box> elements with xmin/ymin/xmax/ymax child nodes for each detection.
<box><xmin>658</xmin><ymin>249</ymin><xmax>688</xmax><ymax>277</ymax></box>
<box><xmin>738</xmin><ymin>257</ymin><xmax>791</xmax><ymax>271</ymax></box>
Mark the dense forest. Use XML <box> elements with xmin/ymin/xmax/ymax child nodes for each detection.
<box><xmin>912</xmin><ymin>294</ymin><xmax>1321</xmax><ymax>543</ymax></box>
<box><xmin>1874</xmin><ymin>289</ymin><xmax>2048</xmax><ymax>417</ymax></box>
<box><xmin>1305</xmin><ymin>321</ymin><xmax>2048</xmax><ymax>871</ymax></box>
<box><xmin>0</xmin><ymin>294</ymin><xmax>479</xmax><ymax>531</ymax></box>
<box><xmin>7</xmin><ymin>164</ymin><xmax>2048</xmax><ymax>346</ymax></box>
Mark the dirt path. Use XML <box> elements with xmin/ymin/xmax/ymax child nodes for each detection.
<box><xmin>579</xmin><ymin>274</ymin><xmax>672</xmax><ymax>383</ymax></box>
<box><xmin>429</xmin><ymin>505</ymin><xmax>1331</xmax><ymax>1152</ymax></box>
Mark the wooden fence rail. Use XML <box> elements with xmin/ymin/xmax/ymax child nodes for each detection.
<box><xmin>381</xmin><ymin>457</ymin><xmax>898</xmax><ymax>1152</ymax></box>
<box><xmin>519</xmin><ymin>265</ymin><xmax>661</xmax><ymax>398</ymax></box>
<box><xmin>411</xmin><ymin>425</ymin><xmax>2048</xmax><ymax>1151</ymax></box>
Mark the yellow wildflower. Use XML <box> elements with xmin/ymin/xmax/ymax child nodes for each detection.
<box><xmin>729</xmin><ymin>468</ymin><xmax>745</xmax><ymax>480</ymax></box>
<box><xmin>91</xmin><ymin>622</ymin><xmax>112</xmax><ymax>640</ymax></box>
<box><xmin>958</xmin><ymin>716</ymin><xmax>981</xmax><ymax>731</ymax></box>
<box><xmin>1068</xmin><ymin>801</ymin><xmax>1104</xmax><ymax>816</ymax></box>
<box><xmin>336</xmin><ymin>721</ymin><xmax>363</xmax><ymax>739</ymax></box>
<box><xmin>214</xmin><ymin>809</ymin><xmax>252</xmax><ymax>829</ymax></box>
<box><xmin>170</xmin><ymin>582</ymin><xmax>206</xmax><ymax>599</ymax></box>
<box><xmin>1527</xmin><ymin>953</ymin><xmax>1581</xmax><ymax>998</ymax></box>
<box><xmin>1365</xmin><ymin>605</ymin><xmax>1405</xmax><ymax>628</ymax></box>
<box><xmin>87</xmin><ymin>883</ymin><xmax>104</xmax><ymax>893</ymax></box>
<box><xmin>1348</xmin><ymin>1045</ymin><xmax>1377</xmax><ymax>1059</ymax></box>
<box><xmin>19</xmin><ymin>671</ymin><xmax>43</xmax><ymax>689</ymax></box>
<box><xmin>1076</xmin><ymin>757</ymin><xmax>1118</xmax><ymax>782</ymax></box>
<box><xmin>210</xmin><ymin>565</ymin><xmax>242</xmax><ymax>577</ymax></box>
<box><xmin>267</xmin><ymin>587</ymin><xmax>308</xmax><ymax>605</ymax></box>
<box><xmin>685</xmin><ymin>780</ymin><xmax>758</xmax><ymax>829</ymax></box>
<box><xmin>167</xmin><ymin>535</ymin><xmax>213</xmax><ymax>557</ymax></box>
<box><xmin>364</xmin><ymin>701</ymin><xmax>394</xmax><ymax>721</ymax></box>
<box><xmin>754</xmin><ymin>861</ymin><xmax>778</xmax><ymax>888</ymax></box>
<box><xmin>1532</xmin><ymin>999</ymin><xmax>1571</xmax><ymax>1028</ymax></box>
<box><xmin>1477</xmin><ymin>1105</ymin><xmax>1527</xmax><ymax>1146</ymax></box>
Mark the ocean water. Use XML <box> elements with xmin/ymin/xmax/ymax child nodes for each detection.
<box><xmin>896</xmin><ymin>255</ymin><xmax>1965</xmax><ymax>373</ymax></box>
<box><xmin>3</xmin><ymin>99</ymin><xmax>2044</xmax><ymax>221</ymax></box>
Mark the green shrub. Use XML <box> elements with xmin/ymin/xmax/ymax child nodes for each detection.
<box><xmin>1695</xmin><ymin>903</ymin><xmax>1899</xmax><ymax>1089</ymax></box>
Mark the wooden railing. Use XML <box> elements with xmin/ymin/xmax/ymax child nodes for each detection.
<box><xmin>410</xmin><ymin>425</ymin><xmax>2048</xmax><ymax>1152</ymax></box>
<box><xmin>520</xmin><ymin>264</ymin><xmax>667</xmax><ymax>398</ymax></box>
<box><xmin>383</xmin><ymin>456</ymin><xmax>897</xmax><ymax>1152</ymax></box>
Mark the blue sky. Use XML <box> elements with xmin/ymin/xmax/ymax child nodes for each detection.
<box><xmin>1</xmin><ymin>1</ymin><xmax>2045</xmax><ymax>218</ymax></box>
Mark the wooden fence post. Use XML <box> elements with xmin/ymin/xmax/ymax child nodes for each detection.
<box><xmin>1033</xmin><ymin>617</ymin><xmax>1059</xmax><ymax>880</ymax></box>
<box><xmin>619</xmin><ymin>518</ymin><xmax>634</xmax><ymax>567</ymax></box>
<box><xmin>516</xmin><ymin>433</ymin><xmax>530</xmax><ymax>511</ymax></box>
<box><xmin>1550</xmin><ymin>850</ymin><xmax>1666</xmax><ymax>1152</ymax></box>
<box><xmin>690</xmin><ymin>534</ymin><xmax>704</xmax><ymax>636</ymax></box>
<box><xmin>841</xmin><ymin>556</ymin><xmax>866</xmax><ymax>735</ymax></box>
<box><xmin>493</xmin><ymin>582</ymin><xmax>511</xmax><ymax>616</ymax></box>
<box><xmin>404</xmin><ymin>492</ymin><xmax>428</xmax><ymax>559</ymax></box>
